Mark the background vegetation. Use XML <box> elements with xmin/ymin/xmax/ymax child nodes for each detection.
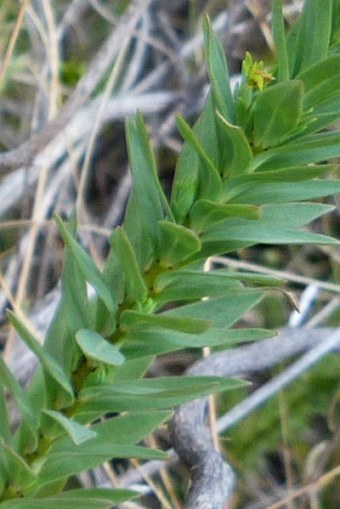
<box><xmin>0</xmin><ymin>1</ymin><xmax>339</xmax><ymax>508</ymax></box>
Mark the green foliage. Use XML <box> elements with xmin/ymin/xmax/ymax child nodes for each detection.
<box><xmin>223</xmin><ymin>355</ymin><xmax>339</xmax><ymax>472</ymax></box>
<box><xmin>1</xmin><ymin>1</ymin><xmax>340</xmax><ymax>506</ymax></box>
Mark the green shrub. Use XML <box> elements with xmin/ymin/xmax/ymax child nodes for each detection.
<box><xmin>1</xmin><ymin>1</ymin><xmax>339</xmax><ymax>507</ymax></box>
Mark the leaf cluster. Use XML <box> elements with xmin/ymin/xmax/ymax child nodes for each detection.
<box><xmin>0</xmin><ymin>1</ymin><xmax>339</xmax><ymax>506</ymax></box>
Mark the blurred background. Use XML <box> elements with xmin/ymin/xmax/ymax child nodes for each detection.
<box><xmin>0</xmin><ymin>1</ymin><xmax>338</xmax><ymax>507</ymax></box>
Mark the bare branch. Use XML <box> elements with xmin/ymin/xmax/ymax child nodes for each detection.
<box><xmin>0</xmin><ymin>0</ymin><xmax>154</xmax><ymax>173</ymax></box>
<box><xmin>170</xmin><ymin>328</ymin><xmax>339</xmax><ymax>509</ymax></box>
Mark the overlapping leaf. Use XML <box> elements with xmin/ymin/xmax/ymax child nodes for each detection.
<box><xmin>157</xmin><ymin>220</ymin><xmax>201</xmax><ymax>266</ymax></box>
<box><xmin>124</xmin><ymin>112</ymin><xmax>173</xmax><ymax>269</ymax></box>
<box><xmin>121</xmin><ymin>327</ymin><xmax>274</xmax><ymax>358</ymax></box>
<box><xmin>56</xmin><ymin>216</ymin><xmax>116</xmax><ymax>314</ymax></box>
<box><xmin>76</xmin><ymin>377</ymin><xmax>246</xmax><ymax>416</ymax></box>
<box><xmin>37</xmin><ymin>412</ymin><xmax>170</xmax><ymax>485</ymax></box>
<box><xmin>287</xmin><ymin>0</ymin><xmax>333</xmax><ymax>76</ymax></box>
<box><xmin>0</xmin><ymin>489</ymin><xmax>138</xmax><ymax>509</ymax></box>
<box><xmin>8</xmin><ymin>312</ymin><xmax>74</xmax><ymax>408</ymax></box>
<box><xmin>201</xmin><ymin>203</ymin><xmax>337</xmax><ymax>246</ymax></box>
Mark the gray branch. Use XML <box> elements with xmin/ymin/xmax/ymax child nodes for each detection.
<box><xmin>0</xmin><ymin>0</ymin><xmax>154</xmax><ymax>173</ymax></box>
<box><xmin>170</xmin><ymin>327</ymin><xmax>339</xmax><ymax>509</ymax></box>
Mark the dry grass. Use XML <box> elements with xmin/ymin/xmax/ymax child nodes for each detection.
<box><xmin>0</xmin><ymin>1</ymin><xmax>338</xmax><ymax>508</ymax></box>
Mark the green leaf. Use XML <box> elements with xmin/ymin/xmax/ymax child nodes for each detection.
<box><xmin>222</xmin><ymin>165</ymin><xmax>339</xmax><ymax>201</ymax></box>
<box><xmin>203</xmin><ymin>14</ymin><xmax>234</xmax><ymax>122</ymax></box>
<box><xmin>0</xmin><ymin>357</ymin><xmax>38</xmax><ymax>447</ymax></box>
<box><xmin>153</xmin><ymin>269</ymin><xmax>242</xmax><ymax>303</ymax></box>
<box><xmin>190</xmin><ymin>199</ymin><xmax>260</xmax><ymax>233</ymax></box>
<box><xmin>119</xmin><ymin>309</ymin><xmax>210</xmax><ymax>334</ymax></box>
<box><xmin>227</xmin><ymin>164</ymin><xmax>335</xmax><ymax>187</ymax></box>
<box><xmin>38</xmin><ymin>412</ymin><xmax>170</xmax><ymax>484</ymax></box>
<box><xmin>157</xmin><ymin>220</ymin><xmax>201</xmax><ymax>267</ymax></box>
<box><xmin>287</xmin><ymin>0</ymin><xmax>333</xmax><ymax>76</ymax></box>
<box><xmin>43</xmin><ymin>410</ymin><xmax>97</xmax><ymax>445</ymax></box>
<box><xmin>49</xmin><ymin>411</ymin><xmax>170</xmax><ymax>450</ymax></box>
<box><xmin>303</xmin><ymin>95</ymin><xmax>340</xmax><ymax>134</ymax></box>
<box><xmin>153</xmin><ymin>269</ymin><xmax>282</xmax><ymax>304</ymax></box>
<box><xmin>250</xmin><ymin>80</ymin><xmax>304</xmax><ymax>149</ymax></box>
<box><xmin>171</xmin><ymin>94</ymin><xmax>222</xmax><ymax>222</ymax></box>
<box><xmin>107</xmin><ymin>356</ymin><xmax>154</xmax><ymax>383</ymax></box>
<box><xmin>8</xmin><ymin>312</ymin><xmax>74</xmax><ymax>406</ymax></box>
<box><xmin>272</xmin><ymin>0</ymin><xmax>289</xmax><ymax>81</ymax></box>
<box><xmin>296</xmin><ymin>54</ymin><xmax>340</xmax><ymax>109</ymax></box>
<box><xmin>0</xmin><ymin>383</ymin><xmax>11</xmax><ymax>445</ymax></box>
<box><xmin>77</xmin><ymin>377</ymin><xmax>246</xmax><ymax>415</ymax></box>
<box><xmin>44</xmin><ymin>241</ymin><xmax>90</xmax><ymax>374</ymax></box>
<box><xmin>103</xmin><ymin>248</ymin><xmax>125</xmax><ymax>305</ymax></box>
<box><xmin>163</xmin><ymin>290</ymin><xmax>264</xmax><ymax>328</ymax></box>
<box><xmin>122</xmin><ymin>327</ymin><xmax>274</xmax><ymax>357</ymax></box>
<box><xmin>176</xmin><ymin>115</ymin><xmax>222</xmax><ymax>199</ymax></box>
<box><xmin>55</xmin><ymin>215</ymin><xmax>116</xmax><ymax>314</ymax></box>
<box><xmin>38</xmin><ymin>444</ymin><xmax>166</xmax><ymax>487</ymax></box>
<box><xmin>170</xmin><ymin>140</ymin><xmax>199</xmax><ymax>223</ymax></box>
<box><xmin>154</xmin><ymin>269</ymin><xmax>282</xmax><ymax>301</ymax></box>
<box><xmin>124</xmin><ymin>112</ymin><xmax>172</xmax><ymax>269</ymax></box>
<box><xmin>0</xmin><ymin>439</ymin><xmax>36</xmax><ymax>493</ymax></box>
<box><xmin>250</xmin><ymin>131</ymin><xmax>340</xmax><ymax>171</ymax></box>
<box><xmin>228</xmin><ymin>179</ymin><xmax>340</xmax><ymax>205</ymax></box>
<box><xmin>75</xmin><ymin>329</ymin><xmax>125</xmax><ymax>367</ymax></box>
<box><xmin>0</xmin><ymin>489</ymin><xmax>138</xmax><ymax>509</ymax></box>
<box><xmin>202</xmin><ymin>203</ymin><xmax>338</xmax><ymax>246</ymax></box>
<box><xmin>215</xmin><ymin>111</ymin><xmax>252</xmax><ymax>178</ymax></box>
<box><xmin>110</xmin><ymin>227</ymin><xmax>148</xmax><ymax>303</ymax></box>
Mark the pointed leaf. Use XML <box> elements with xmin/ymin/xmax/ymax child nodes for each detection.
<box><xmin>43</xmin><ymin>410</ymin><xmax>97</xmax><ymax>445</ymax></box>
<box><xmin>202</xmin><ymin>203</ymin><xmax>337</xmax><ymax>245</ymax></box>
<box><xmin>158</xmin><ymin>220</ymin><xmax>201</xmax><ymax>267</ymax></box>
<box><xmin>171</xmin><ymin>94</ymin><xmax>221</xmax><ymax>221</ymax></box>
<box><xmin>8</xmin><ymin>312</ymin><xmax>74</xmax><ymax>405</ymax></box>
<box><xmin>303</xmin><ymin>95</ymin><xmax>340</xmax><ymax>134</ymax></box>
<box><xmin>103</xmin><ymin>248</ymin><xmax>125</xmax><ymax>305</ymax></box>
<box><xmin>78</xmin><ymin>377</ymin><xmax>246</xmax><ymax>414</ymax></box>
<box><xmin>251</xmin><ymin>131</ymin><xmax>340</xmax><ymax>171</ymax></box>
<box><xmin>0</xmin><ymin>357</ymin><xmax>38</xmax><ymax>444</ymax></box>
<box><xmin>75</xmin><ymin>329</ymin><xmax>124</xmax><ymax>367</ymax></box>
<box><xmin>154</xmin><ymin>269</ymin><xmax>281</xmax><ymax>304</ymax></box>
<box><xmin>0</xmin><ymin>439</ymin><xmax>36</xmax><ymax>492</ymax></box>
<box><xmin>119</xmin><ymin>309</ymin><xmax>210</xmax><ymax>334</ymax></box>
<box><xmin>44</xmin><ymin>242</ymin><xmax>91</xmax><ymax>374</ymax></box>
<box><xmin>0</xmin><ymin>489</ymin><xmax>138</xmax><ymax>509</ymax></box>
<box><xmin>287</xmin><ymin>0</ymin><xmax>332</xmax><ymax>76</ymax></box>
<box><xmin>190</xmin><ymin>199</ymin><xmax>260</xmax><ymax>232</ymax></box>
<box><xmin>122</xmin><ymin>327</ymin><xmax>274</xmax><ymax>357</ymax></box>
<box><xmin>49</xmin><ymin>411</ymin><xmax>171</xmax><ymax>450</ymax></box>
<box><xmin>170</xmin><ymin>139</ymin><xmax>199</xmax><ymax>223</ymax></box>
<box><xmin>0</xmin><ymin>383</ymin><xmax>11</xmax><ymax>445</ymax></box>
<box><xmin>251</xmin><ymin>80</ymin><xmax>304</xmax><ymax>149</ymax></box>
<box><xmin>55</xmin><ymin>215</ymin><xmax>116</xmax><ymax>314</ymax></box>
<box><xmin>154</xmin><ymin>269</ymin><xmax>242</xmax><ymax>303</ymax></box>
<box><xmin>297</xmin><ymin>54</ymin><xmax>340</xmax><ymax>109</ymax></box>
<box><xmin>176</xmin><ymin>115</ymin><xmax>222</xmax><ymax>199</ymax></box>
<box><xmin>272</xmin><ymin>0</ymin><xmax>289</xmax><ymax>81</ymax></box>
<box><xmin>203</xmin><ymin>14</ymin><xmax>234</xmax><ymax>122</ymax></box>
<box><xmin>38</xmin><ymin>445</ymin><xmax>166</xmax><ymax>486</ymax></box>
<box><xmin>110</xmin><ymin>227</ymin><xmax>148</xmax><ymax>303</ymax></box>
<box><xmin>164</xmin><ymin>290</ymin><xmax>264</xmax><ymax>328</ymax></box>
<box><xmin>124</xmin><ymin>112</ymin><xmax>172</xmax><ymax>268</ymax></box>
<box><xmin>38</xmin><ymin>412</ymin><xmax>170</xmax><ymax>483</ymax></box>
<box><xmin>228</xmin><ymin>179</ymin><xmax>340</xmax><ymax>205</ymax></box>
<box><xmin>107</xmin><ymin>356</ymin><xmax>153</xmax><ymax>383</ymax></box>
<box><xmin>215</xmin><ymin>111</ymin><xmax>252</xmax><ymax>177</ymax></box>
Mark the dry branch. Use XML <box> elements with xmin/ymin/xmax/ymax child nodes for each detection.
<box><xmin>0</xmin><ymin>0</ymin><xmax>154</xmax><ymax>173</ymax></box>
<box><xmin>170</xmin><ymin>328</ymin><xmax>340</xmax><ymax>509</ymax></box>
